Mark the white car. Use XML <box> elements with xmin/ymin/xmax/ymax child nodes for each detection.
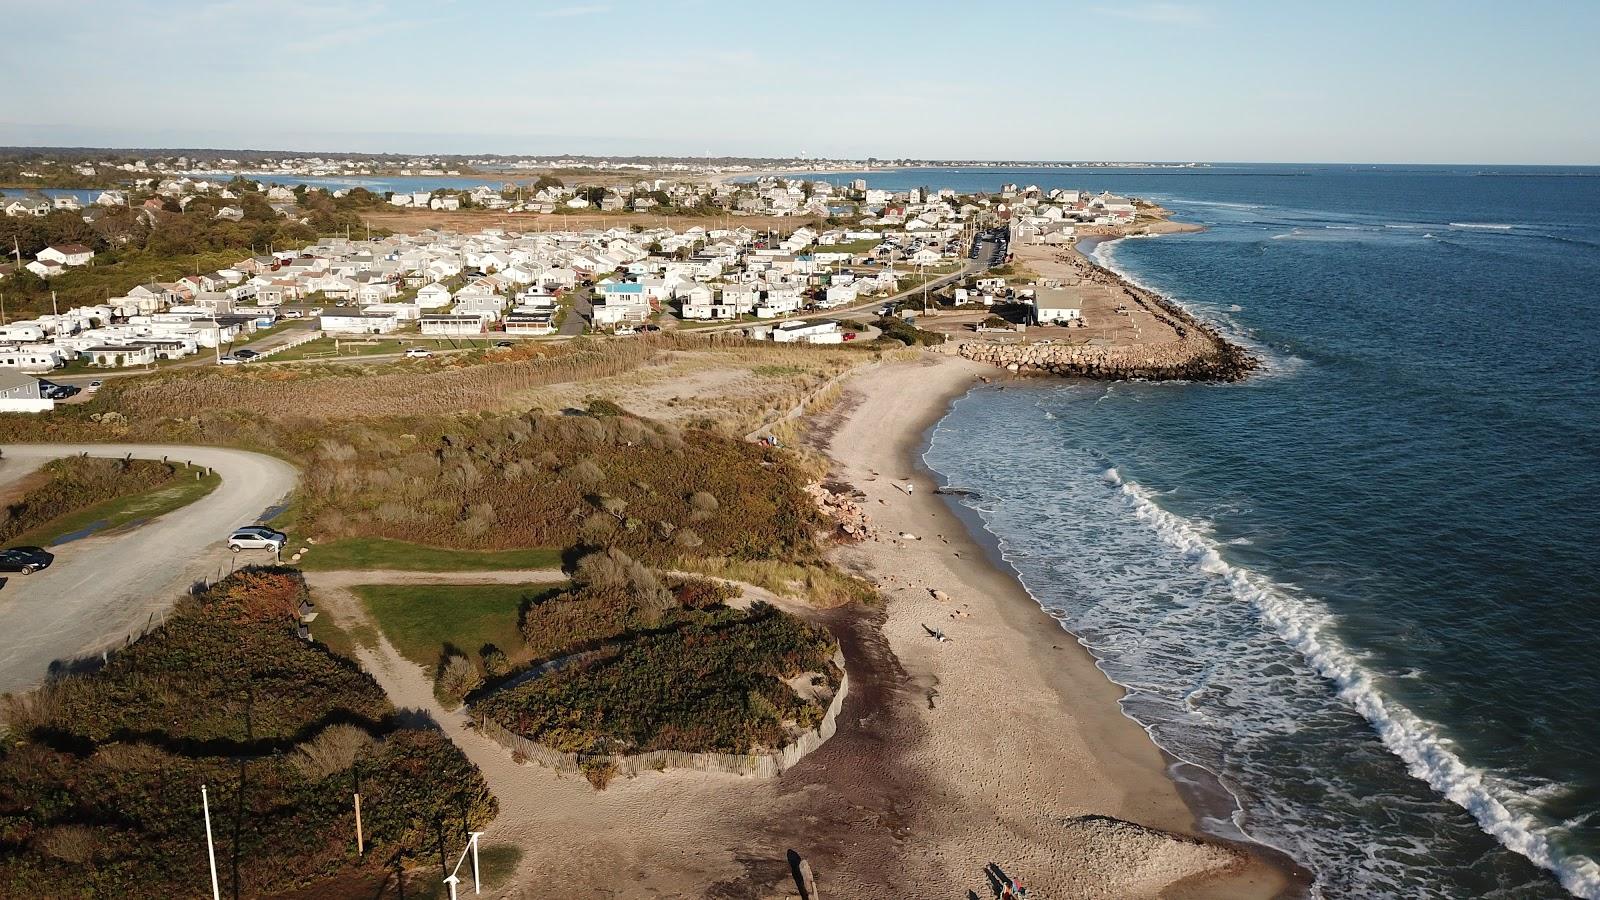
<box><xmin>614</xmin><ymin>326</ymin><xmax>637</xmax><ymax>336</ymax></box>
<box><xmin>86</xmin><ymin>380</ymin><xmax>103</xmax><ymax>393</ymax></box>
<box><xmin>219</xmin><ymin>355</ymin><xmax>242</xmax><ymax>365</ymax></box>
<box><xmin>227</xmin><ymin>526</ymin><xmax>286</xmax><ymax>553</ymax></box>
<box><xmin>404</xmin><ymin>347</ymin><xmax>433</xmax><ymax>359</ymax></box>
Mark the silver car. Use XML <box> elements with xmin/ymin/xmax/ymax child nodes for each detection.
<box><xmin>227</xmin><ymin>526</ymin><xmax>286</xmax><ymax>553</ymax></box>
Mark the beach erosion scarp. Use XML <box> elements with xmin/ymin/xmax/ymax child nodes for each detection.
<box><xmin>805</xmin><ymin>354</ymin><xmax>1301</xmax><ymax>897</ymax></box>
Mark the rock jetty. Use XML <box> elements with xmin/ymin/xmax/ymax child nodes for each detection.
<box><xmin>958</xmin><ymin>240</ymin><xmax>1257</xmax><ymax>382</ymax></box>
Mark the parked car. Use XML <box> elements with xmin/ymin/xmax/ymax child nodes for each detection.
<box><xmin>283</xmin><ymin>309</ymin><xmax>304</xmax><ymax>319</ymax></box>
<box><xmin>614</xmin><ymin>326</ymin><xmax>637</xmax><ymax>336</ymax></box>
<box><xmin>86</xmin><ymin>380</ymin><xmax>102</xmax><ymax>393</ymax></box>
<box><xmin>0</xmin><ymin>547</ymin><xmax>53</xmax><ymax>575</ymax></box>
<box><xmin>227</xmin><ymin>526</ymin><xmax>286</xmax><ymax>553</ymax></box>
<box><xmin>233</xmin><ymin>348</ymin><xmax>260</xmax><ymax>360</ymax></box>
<box><xmin>639</xmin><ymin>324</ymin><xmax>661</xmax><ymax>333</ymax></box>
<box><xmin>219</xmin><ymin>355</ymin><xmax>242</xmax><ymax>365</ymax></box>
<box><xmin>494</xmin><ymin>340</ymin><xmax>513</xmax><ymax>348</ymax></box>
<box><xmin>404</xmin><ymin>347</ymin><xmax>433</xmax><ymax>359</ymax></box>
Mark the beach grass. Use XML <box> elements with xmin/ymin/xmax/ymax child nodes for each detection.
<box><xmin>352</xmin><ymin>581</ymin><xmax>566</xmax><ymax>671</ymax></box>
<box><xmin>296</xmin><ymin>537</ymin><xmax>562</xmax><ymax>572</ymax></box>
<box><xmin>10</xmin><ymin>468</ymin><xmax>222</xmax><ymax>547</ymax></box>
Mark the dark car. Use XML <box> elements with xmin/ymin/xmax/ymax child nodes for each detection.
<box><xmin>0</xmin><ymin>547</ymin><xmax>54</xmax><ymax>575</ymax></box>
<box><xmin>232</xmin><ymin>348</ymin><xmax>260</xmax><ymax>360</ymax></box>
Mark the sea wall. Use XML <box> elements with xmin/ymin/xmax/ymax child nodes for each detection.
<box><xmin>476</xmin><ymin>650</ymin><xmax>850</xmax><ymax>780</ymax></box>
<box><xmin>957</xmin><ymin>334</ymin><xmax>1252</xmax><ymax>382</ymax></box>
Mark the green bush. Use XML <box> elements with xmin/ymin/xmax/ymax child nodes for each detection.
<box><xmin>484</xmin><ymin>602</ymin><xmax>838</xmax><ymax>755</ymax></box>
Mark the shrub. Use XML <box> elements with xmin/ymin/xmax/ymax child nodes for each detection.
<box><xmin>0</xmin><ymin>569</ymin><xmax>497</xmax><ymax>898</ymax></box>
<box><xmin>289</xmin><ymin>723</ymin><xmax>375</xmax><ymax>782</ymax></box>
<box><xmin>484</xmin><ymin>602</ymin><xmax>839</xmax><ymax>756</ymax></box>
<box><xmin>0</xmin><ymin>457</ymin><xmax>178</xmax><ymax>543</ymax></box>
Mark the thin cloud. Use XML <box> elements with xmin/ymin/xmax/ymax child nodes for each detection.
<box><xmin>1094</xmin><ymin>3</ymin><xmax>1208</xmax><ymax>26</ymax></box>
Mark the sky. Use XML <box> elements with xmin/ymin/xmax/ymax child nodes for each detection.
<box><xmin>2</xmin><ymin>0</ymin><xmax>1598</xmax><ymax>164</ymax></box>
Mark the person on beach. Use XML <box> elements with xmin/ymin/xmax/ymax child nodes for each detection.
<box><xmin>905</xmin><ymin>482</ymin><xmax>915</xmax><ymax>495</ymax></box>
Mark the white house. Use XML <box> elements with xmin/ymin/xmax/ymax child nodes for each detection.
<box><xmin>766</xmin><ymin>319</ymin><xmax>844</xmax><ymax>345</ymax></box>
<box><xmin>320</xmin><ymin>312</ymin><xmax>400</xmax><ymax>335</ymax></box>
<box><xmin>37</xmin><ymin>243</ymin><xmax>94</xmax><ymax>268</ymax></box>
<box><xmin>415</xmin><ymin>282</ymin><xmax>454</xmax><ymax>308</ymax></box>
<box><xmin>420</xmin><ymin>314</ymin><xmax>485</xmax><ymax>336</ymax></box>
<box><xmin>1032</xmin><ymin>287</ymin><xmax>1083</xmax><ymax>325</ymax></box>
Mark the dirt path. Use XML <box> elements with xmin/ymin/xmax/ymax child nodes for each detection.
<box><xmin>302</xmin><ymin>568</ymin><xmax>830</xmax><ymax>899</ymax></box>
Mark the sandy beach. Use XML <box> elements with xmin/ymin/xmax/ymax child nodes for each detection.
<box><xmin>308</xmin><ymin>354</ymin><xmax>1298</xmax><ymax>898</ymax></box>
<box><xmin>805</xmin><ymin>354</ymin><xmax>1297</xmax><ymax>898</ymax></box>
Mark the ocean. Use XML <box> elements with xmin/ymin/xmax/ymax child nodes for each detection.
<box><xmin>836</xmin><ymin>165</ymin><xmax>1600</xmax><ymax>898</ymax></box>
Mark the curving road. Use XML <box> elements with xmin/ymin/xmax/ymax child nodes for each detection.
<box><xmin>0</xmin><ymin>444</ymin><xmax>297</xmax><ymax>694</ymax></box>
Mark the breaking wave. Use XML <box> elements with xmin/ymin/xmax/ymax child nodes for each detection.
<box><xmin>1102</xmin><ymin>467</ymin><xmax>1600</xmax><ymax>899</ymax></box>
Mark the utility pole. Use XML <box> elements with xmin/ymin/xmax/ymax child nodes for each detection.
<box><xmin>202</xmin><ymin>785</ymin><xmax>221</xmax><ymax>900</ymax></box>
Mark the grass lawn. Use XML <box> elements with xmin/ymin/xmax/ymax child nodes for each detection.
<box><xmin>352</xmin><ymin>582</ymin><xmax>565</xmax><ymax>671</ymax></box>
<box><xmin>9</xmin><ymin>468</ymin><xmax>222</xmax><ymax>547</ymax></box>
<box><xmin>297</xmin><ymin>537</ymin><xmax>563</xmax><ymax>572</ymax></box>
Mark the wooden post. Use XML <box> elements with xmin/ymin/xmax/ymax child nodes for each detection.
<box><xmin>354</xmin><ymin>793</ymin><xmax>364</xmax><ymax>855</ymax></box>
<box><xmin>798</xmin><ymin>858</ymin><xmax>817</xmax><ymax>900</ymax></box>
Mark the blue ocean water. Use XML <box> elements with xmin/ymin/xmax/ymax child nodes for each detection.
<box><xmin>877</xmin><ymin>165</ymin><xmax>1600</xmax><ymax>898</ymax></box>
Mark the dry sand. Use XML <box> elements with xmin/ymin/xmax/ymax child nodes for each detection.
<box><xmin>305</xmin><ymin>355</ymin><xmax>1300</xmax><ymax>899</ymax></box>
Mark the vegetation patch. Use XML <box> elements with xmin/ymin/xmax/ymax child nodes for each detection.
<box><xmin>292</xmin><ymin>408</ymin><xmax>824</xmax><ymax>569</ymax></box>
<box><xmin>1</xmin><ymin>457</ymin><xmax>215</xmax><ymax>547</ymax></box>
<box><xmin>298</xmin><ymin>538</ymin><xmax>562</xmax><ymax>573</ymax></box>
<box><xmin>353</xmin><ymin>581</ymin><xmax>566</xmax><ymax>679</ymax></box>
<box><xmin>479</xmin><ymin>595</ymin><xmax>839</xmax><ymax>756</ymax></box>
<box><xmin>0</xmin><ymin>568</ymin><xmax>495</xmax><ymax>898</ymax></box>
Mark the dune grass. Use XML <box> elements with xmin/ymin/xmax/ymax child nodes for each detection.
<box><xmin>296</xmin><ymin>537</ymin><xmax>562</xmax><ymax>572</ymax></box>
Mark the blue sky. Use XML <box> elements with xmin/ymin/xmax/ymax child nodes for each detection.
<box><xmin>2</xmin><ymin>0</ymin><xmax>1597</xmax><ymax>163</ymax></box>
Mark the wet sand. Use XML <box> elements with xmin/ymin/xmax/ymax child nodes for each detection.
<box><xmin>805</xmin><ymin>354</ymin><xmax>1298</xmax><ymax>898</ymax></box>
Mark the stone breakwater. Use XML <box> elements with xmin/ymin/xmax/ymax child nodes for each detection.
<box><xmin>959</xmin><ymin>237</ymin><xmax>1257</xmax><ymax>382</ymax></box>
<box><xmin>958</xmin><ymin>332</ymin><xmax>1253</xmax><ymax>382</ymax></box>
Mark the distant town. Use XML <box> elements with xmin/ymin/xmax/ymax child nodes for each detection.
<box><xmin>1</xmin><ymin>150</ymin><xmax>1150</xmax><ymax>408</ymax></box>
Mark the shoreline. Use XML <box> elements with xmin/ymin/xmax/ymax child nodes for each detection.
<box><xmin>958</xmin><ymin>219</ymin><xmax>1255</xmax><ymax>381</ymax></box>
<box><xmin>811</xmin><ymin>355</ymin><xmax>1304</xmax><ymax>897</ymax></box>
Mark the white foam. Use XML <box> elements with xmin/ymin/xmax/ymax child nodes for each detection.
<box><xmin>1449</xmin><ymin>222</ymin><xmax>1516</xmax><ymax>230</ymax></box>
<box><xmin>1111</xmin><ymin>472</ymin><xmax>1600</xmax><ymax>899</ymax></box>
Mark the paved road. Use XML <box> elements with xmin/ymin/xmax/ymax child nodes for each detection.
<box><xmin>558</xmin><ymin>286</ymin><xmax>592</xmax><ymax>337</ymax></box>
<box><xmin>0</xmin><ymin>444</ymin><xmax>298</xmax><ymax>693</ymax></box>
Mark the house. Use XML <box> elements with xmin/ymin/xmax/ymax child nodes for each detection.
<box><xmin>84</xmin><ymin>344</ymin><xmax>159</xmax><ymax>367</ymax></box>
<box><xmin>0</xmin><ymin>345</ymin><xmax>69</xmax><ymax>373</ymax></box>
<box><xmin>504</xmin><ymin>313</ymin><xmax>556</xmax><ymax>336</ymax></box>
<box><xmin>1032</xmin><ymin>287</ymin><xmax>1083</xmax><ymax>325</ymax></box>
<box><xmin>25</xmin><ymin>258</ymin><xmax>64</xmax><ymax>278</ymax></box>
<box><xmin>215</xmin><ymin>205</ymin><xmax>245</xmax><ymax>221</ymax></box>
<box><xmin>320</xmin><ymin>312</ymin><xmax>400</xmax><ymax>335</ymax></box>
<box><xmin>415</xmin><ymin>282</ymin><xmax>454</xmax><ymax>308</ymax></box>
<box><xmin>3</xmin><ymin>195</ymin><xmax>51</xmax><ymax>217</ymax></box>
<box><xmin>38</xmin><ymin>244</ymin><xmax>96</xmax><ymax>267</ymax></box>
<box><xmin>420</xmin><ymin>314</ymin><xmax>485</xmax><ymax>336</ymax></box>
<box><xmin>767</xmin><ymin>319</ymin><xmax>845</xmax><ymax>345</ymax></box>
<box><xmin>95</xmin><ymin>190</ymin><xmax>129</xmax><ymax>207</ymax></box>
<box><xmin>0</xmin><ymin>371</ymin><xmax>52</xmax><ymax>412</ymax></box>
